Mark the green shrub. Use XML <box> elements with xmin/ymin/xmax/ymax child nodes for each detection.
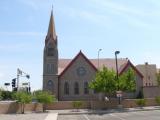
<box><xmin>136</xmin><ymin>99</ymin><xmax>146</xmax><ymax>107</ymax></box>
<box><xmin>0</xmin><ymin>90</ymin><xmax>2</xmax><ymax>100</ymax></box>
<box><xmin>12</xmin><ymin>91</ymin><xmax>32</xmax><ymax>114</ymax></box>
<box><xmin>33</xmin><ymin>90</ymin><xmax>56</xmax><ymax>112</ymax></box>
<box><xmin>155</xmin><ymin>96</ymin><xmax>160</xmax><ymax>105</ymax></box>
<box><xmin>72</xmin><ymin>101</ymin><xmax>82</xmax><ymax>111</ymax></box>
<box><xmin>1</xmin><ymin>91</ymin><xmax>13</xmax><ymax>100</ymax></box>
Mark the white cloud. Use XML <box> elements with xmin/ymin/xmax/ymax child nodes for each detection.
<box><xmin>16</xmin><ymin>0</ymin><xmax>39</xmax><ymax>10</ymax></box>
<box><xmin>0</xmin><ymin>43</ymin><xmax>26</xmax><ymax>51</ymax></box>
<box><xmin>59</xmin><ymin>0</ymin><xmax>151</xmax><ymax>28</ymax></box>
<box><xmin>16</xmin><ymin>0</ymin><xmax>53</xmax><ymax>11</ymax></box>
<box><xmin>61</xmin><ymin>7</ymin><xmax>112</xmax><ymax>27</ymax></box>
<box><xmin>88</xmin><ymin>0</ymin><xmax>151</xmax><ymax>28</ymax></box>
<box><xmin>0</xmin><ymin>31</ymin><xmax>44</xmax><ymax>36</ymax></box>
<box><xmin>90</xmin><ymin>0</ymin><xmax>148</xmax><ymax>16</ymax></box>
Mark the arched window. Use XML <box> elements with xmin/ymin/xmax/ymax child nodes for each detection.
<box><xmin>74</xmin><ymin>82</ymin><xmax>79</xmax><ymax>95</ymax></box>
<box><xmin>64</xmin><ymin>82</ymin><xmax>69</xmax><ymax>95</ymax></box>
<box><xmin>47</xmin><ymin>80</ymin><xmax>54</xmax><ymax>94</ymax></box>
<box><xmin>47</xmin><ymin>80</ymin><xmax>53</xmax><ymax>87</ymax></box>
<box><xmin>47</xmin><ymin>43</ymin><xmax>54</xmax><ymax>56</ymax></box>
<box><xmin>47</xmin><ymin>64</ymin><xmax>54</xmax><ymax>74</ymax></box>
<box><xmin>84</xmin><ymin>82</ymin><xmax>89</xmax><ymax>94</ymax></box>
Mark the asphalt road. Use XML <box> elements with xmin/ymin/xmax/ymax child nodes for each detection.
<box><xmin>58</xmin><ymin>110</ymin><xmax>160</xmax><ymax>120</ymax></box>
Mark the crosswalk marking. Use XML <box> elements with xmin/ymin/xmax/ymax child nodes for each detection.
<box><xmin>110</xmin><ymin>113</ymin><xmax>126</xmax><ymax>120</ymax></box>
<box><xmin>83</xmin><ymin>115</ymin><xmax>90</xmax><ymax>120</ymax></box>
<box><xmin>45</xmin><ymin>113</ymin><xmax>58</xmax><ymax>120</ymax></box>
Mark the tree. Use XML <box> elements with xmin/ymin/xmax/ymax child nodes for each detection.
<box><xmin>1</xmin><ymin>91</ymin><xmax>13</xmax><ymax>100</ymax></box>
<box><xmin>12</xmin><ymin>91</ymin><xmax>32</xmax><ymax>114</ymax></box>
<box><xmin>89</xmin><ymin>67</ymin><xmax>117</xmax><ymax>96</ymax></box>
<box><xmin>119</xmin><ymin>68</ymin><xmax>136</xmax><ymax>92</ymax></box>
<box><xmin>34</xmin><ymin>90</ymin><xmax>56</xmax><ymax>112</ymax></box>
<box><xmin>89</xmin><ymin>67</ymin><xmax>136</xmax><ymax>99</ymax></box>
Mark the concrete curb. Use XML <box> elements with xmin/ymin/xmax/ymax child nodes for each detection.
<box><xmin>58</xmin><ymin>107</ymin><xmax>160</xmax><ymax>115</ymax></box>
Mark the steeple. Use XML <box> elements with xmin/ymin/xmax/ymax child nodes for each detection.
<box><xmin>47</xmin><ymin>9</ymin><xmax>57</xmax><ymax>41</ymax></box>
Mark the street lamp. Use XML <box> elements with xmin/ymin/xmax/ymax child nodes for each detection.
<box><xmin>115</xmin><ymin>51</ymin><xmax>120</xmax><ymax>104</ymax></box>
<box><xmin>98</xmin><ymin>49</ymin><xmax>102</xmax><ymax>69</ymax></box>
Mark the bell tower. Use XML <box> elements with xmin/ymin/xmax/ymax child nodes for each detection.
<box><xmin>43</xmin><ymin>9</ymin><xmax>58</xmax><ymax>98</ymax></box>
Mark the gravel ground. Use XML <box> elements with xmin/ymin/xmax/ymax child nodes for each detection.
<box><xmin>0</xmin><ymin>113</ymin><xmax>48</xmax><ymax>120</ymax></box>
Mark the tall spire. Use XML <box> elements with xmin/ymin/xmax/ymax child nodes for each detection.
<box><xmin>47</xmin><ymin>7</ymin><xmax>57</xmax><ymax>40</ymax></box>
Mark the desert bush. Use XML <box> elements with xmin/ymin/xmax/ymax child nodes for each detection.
<box><xmin>136</xmin><ymin>99</ymin><xmax>146</xmax><ymax>107</ymax></box>
<box><xmin>72</xmin><ymin>101</ymin><xmax>82</xmax><ymax>111</ymax></box>
<box><xmin>155</xmin><ymin>96</ymin><xmax>160</xmax><ymax>105</ymax></box>
<box><xmin>33</xmin><ymin>90</ymin><xmax>56</xmax><ymax>112</ymax></box>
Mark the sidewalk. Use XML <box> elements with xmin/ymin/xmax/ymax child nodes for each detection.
<box><xmin>48</xmin><ymin>106</ymin><xmax>160</xmax><ymax>115</ymax></box>
<box><xmin>45</xmin><ymin>113</ymin><xmax>58</xmax><ymax>120</ymax></box>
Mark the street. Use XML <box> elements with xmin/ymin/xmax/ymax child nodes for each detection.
<box><xmin>58</xmin><ymin>110</ymin><xmax>160</xmax><ymax>120</ymax></box>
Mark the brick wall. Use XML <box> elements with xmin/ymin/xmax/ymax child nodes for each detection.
<box><xmin>0</xmin><ymin>102</ymin><xmax>42</xmax><ymax>114</ymax></box>
<box><xmin>46</xmin><ymin>101</ymin><xmax>91</xmax><ymax>110</ymax></box>
<box><xmin>0</xmin><ymin>98</ymin><xmax>159</xmax><ymax>114</ymax></box>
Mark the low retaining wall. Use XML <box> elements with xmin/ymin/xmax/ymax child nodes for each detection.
<box><xmin>46</xmin><ymin>98</ymin><xmax>159</xmax><ymax>110</ymax></box>
<box><xmin>0</xmin><ymin>102</ymin><xmax>42</xmax><ymax>114</ymax></box>
<box><xmin>122</xmin><ymin>98</ymin><xmax>157</xmax><ymax>108</ymax></box>
<box><xmin>0</xmin><ymin>98</ymin><xmax>159</xmax><ymax>114</ymax></box>
<box><xmin>46</xmin><ymin>101</ymin><xmax>91</xmax><ymax>110</ymax></box>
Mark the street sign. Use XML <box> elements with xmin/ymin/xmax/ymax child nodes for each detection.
<box><xmin>105</xmin><ymin>96</ymin><xmax>109</xmax><ymax>101</ymax></box>
<box><xmin>4</xmin><ymin>83</ymin><xmax>10</xmax><ymax>86</ymax></box>
<box><xmin>22</xmin><ymin>83</ymin><xmax>29</xmax><ymax>86</ymax></box>
<box><xmin>116</xmin><ymin>91</ymin><xmax>122</xmax><ymax>97</ymax></box>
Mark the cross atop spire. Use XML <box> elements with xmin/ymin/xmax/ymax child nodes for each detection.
<box><xmin>47</xmin><ymin>8</ymin><xmax>57</xmax><ymax>40</ymax></box>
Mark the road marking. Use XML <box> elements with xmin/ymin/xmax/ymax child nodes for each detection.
<box><xmin>83</xmin><ymin>114</ymin><xmax>90</xmax><ymax>120</ymax></box>
<box><xmin>45</xmin><ymin>113</ymin><xmax>58</xmax><ymax>120</ymax></box>
<box><xmin>131</xmin><ymin>111</ymin><xmax>146</xmax><ymax>115</ymax></box>
<box><xmin>110</xmin><ymin>113</ymin><xmax>126</xmax><ymax>120</ymax></box>
<box><xmin>115</xmin><ymin>112</ymin><xmax>130</xmax><ymax>116</ymax></box>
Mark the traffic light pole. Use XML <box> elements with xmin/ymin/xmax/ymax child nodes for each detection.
<box><xmin>17</xmin><ymin>72</ymin><xmax>19</xmax><ymax>91</ymax></box>
<box><xmin>16</xmin><ymin>68</ymin><xmax>30</xmax><ymax>91</ymax></box>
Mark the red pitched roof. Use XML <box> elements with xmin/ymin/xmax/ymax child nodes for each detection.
<box><xmin>58</xmin><ymin>52</ymin><xmax>143</xmax><ymax>79</ymax></box>
<box><xmin>58</xmin><ymin>58</ymin><xmax>128</xmax><ymax>75</ymax></box>
<box><xmin>119</xmin><ymin>60</ymin><xmax>143</xmax><ymax>78</ymax></box>
<box><xmin>59</xmin><ymin>51</ymin><xmax>98</xmax><ymax>78</ymax></box>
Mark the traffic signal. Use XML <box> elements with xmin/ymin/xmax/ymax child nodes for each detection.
<box><xmin>26</xmin><ymin>75</ymin><xmax>30</xmax><ymax>79</ymax></box>
<box><xmin>12</xmin><ymin>78</ymin><xmax>16</xmax><ymax>87</ymax></box>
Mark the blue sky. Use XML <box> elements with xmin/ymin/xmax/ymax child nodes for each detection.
<box><xmin>0</xmin><ymin>0</ymin><xmax>160</xmax><ymax>90</ymax></box>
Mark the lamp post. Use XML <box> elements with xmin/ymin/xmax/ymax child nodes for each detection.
<box><xmin>98</xmin><ymin>49</ymin><xmax>102</xmax><ymax>69</ymax></box>
<box><xmin>115</xmin><ymin>51</ymin><xmax>120</xmax><ymax>104</ymax></box>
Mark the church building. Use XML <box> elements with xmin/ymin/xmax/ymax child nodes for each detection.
<box><xmin>43</xmin><ymin>10</ymin><xmax>143</xmax><ymax>101</ymax></box>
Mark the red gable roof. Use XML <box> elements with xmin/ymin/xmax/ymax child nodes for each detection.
<box><xmin>119</xmin><ymin>60</ymin><xmax>143</xmax><ymax>78</ymax></box>
<box><xmin>59</xmin><ymin>51</ymin><xmax>98</xmax><ymax>78</ymax></box>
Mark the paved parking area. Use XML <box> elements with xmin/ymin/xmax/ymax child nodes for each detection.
<box><xmin>0</xmin><ymin>113</ymin><xmax>48</xmax><ymax>120</ymax></box>
<box><xmin>58</xmin><ymin>110</ymin><xmax>160</xmax><ymax>120</ymax></box>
